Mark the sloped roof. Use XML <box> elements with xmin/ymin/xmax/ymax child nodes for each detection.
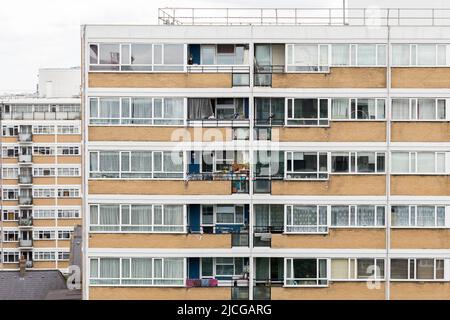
<box><xmin>0</xmin><ymin>270</ymin><xmax>79</xmax><ymax>300</ymax></box>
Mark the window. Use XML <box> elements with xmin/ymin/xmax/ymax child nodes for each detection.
<box><xmin>33</xmin><ymin>167</ymin><xmax>56</xmax><ymax>177</ymax></box>
<box><xmin>58</xmin><ymin>252</ymin><xmax>70</xmax><ymax>261</ymax></box>
<box><xmin>33</xmin><ymin>146</ymin><xmax>54</xmax><ymax>155</ymax></box>
<box><xmin>57</xmin><ymin>125</ymin><xmax>80</xmax><ymax>134</ymax></box>
<box><xmin>285</xmin><ymin>258</ymin><xmax>328</xmax><ymax>286</ymax></box>
<box><xmin>90</xmin><ymin>257</ymin><xmax>184</xmax><ymax>286</ymax></box>
<box><xmin>331</xmin><ymin>44</ymin><xmax>386</xmax><ymax>66</ymax></box>
<box><xmin>285</xmin><ymin>151</ymin><xmax>328</xmax><ymax>180</ymax></box>
<box><xmin>391</xmin><ymin>258</ymin><xmax>444</xmax><ymax>280</ymax></box>
<box><xmin>392</xmin><ymin>98</ymin><xmax>446</xmax><ymax>120</ymax></box>
<box><xmin>2</xmin><ymin>167</ymin><xmax>18</xmax><ymax>179</ymax></box>
<box><xmin>57</xmin><ymin>188</ymin><xmax>80</xmax><ymax>198</ymax></box>
<box><xmin>331</xmin><ymin>258</ymin><xmax>384</xmax><ymax>280</ymax></box>
<box><xmin>391</xmin><ymin>152</ymin><xmax>446</xmax><ymax>174</ymax></box>
<box><xmin>285</xmin><ymin>205</ymin><xmax>327</xmax><ymax>233</ymax></box>
<box><xmin>2</xmin><ymin>209</ymin><xmax>19</xmax><ymax>221</ymax></box>
<box><xmin>33</xmin><ymin>188</ymin><xmax>55</xmax><ymax>198</ymax></box>
<box><xmin>58</xmin><ymin>230</ymin><xmax>71</xmax><ymax>239</ymax></box>
<box><xmin>33</xmin><ymin>209</ymin><xmax>55</xmax><ymax>219</ymax></box>
<box><xmin>391</xmin><ymin>205</ymin><xmax>446</xmax><ymax>227</ymax></box>
<box><xmin>34</xmin><ymin>251</ymin><xmax>56</xmax><ymax>261</ymax></box>
<box><xmin>2</xmin><ymin>125</ymin><xmax>18</xmax><ymax>136</ymax></box>
<box><xmin>33</xmin><ymin>230</ymin><xmax>56</xmax><ymax>240</ymax></box>
<box><xmin>90</xmin><ymin>97</ymin><xmax>184</xmax><ymax>126</ymax></box>
<box><xmin>201</xmin><ymin>257</ymin><xmax>247</xmax><ymax>278</ymax></box>
<box><xmin>199</xmin><ymin>44</ymin><xmax>248</xmax><ymax>65</ymax></box>
<box><xmin>2</xmin><ymin>188</ymin><xmax>18</xmax><ymax>200</ymax></box>
<box><xmin>33</xmin><ymin>125</ymin><xmax>55</xmax><ymax>134</ymax></box>
<box><xmin>58</xmin><ymin>209</ymin><xmax>81</xmax><ymax>218</ymax></box>
<box><xmin>215</xmin><ymin>205</ymin><xmax>244</xmax><ymax>224</ymax></box>
<box><xmin>89</xmin><ymin>204</ymin><xmax>185</xmax><ymax>232</ymax></box>
<box><xmin>331</xmin><ymin>152</ymin><xmax>385</xmax><ymax>173</ymax></box>
<box><xmin>57</xmin><ymin>146</ymin><xmax>79</xmax><ymax>155</ymax></box>
<box><xmin>254</xmin><ymin>98</ymin><xmax>285</xmax><ymax>126</ymax></box>
<box><xmin>3</xmin><ymin>252</ymin><xmax>19</xmax><ymax>263</ymax></box>
<box><xmin>286</xmin><ymin>98</ymin><xmax>329</xmax><ymax>126</ymax></box>
<box><xmin>331</xmin><ymin>98</ymin><xmax>385</xmax><ymax>120</ymax></box>
<box><xmin>57</xmin><ymin>167</ymin><xmax>80</xmax><ymax>177</ymax></box>
<box><xmin>331</xmin><ymin>205</ymin><xmax>385</xmax><ymax>227</ymax></box>
<box><xmin>3</xmin><ymin>230</ymin><xmax>19</xmax><ymax>242</ymax></box>
<box><xmin>286</xmin><ymin>44</ymin><xmax>329</xmax><ymax>72</ymax></box>
<box><xmin>392</xmin><ymin>44</ymin><xmax>450</xmax><ymax>66</ymax></box>
<box><xmin>90</xmin><ymin>43</ymin><xmax>184</xmax><ymax>72</ymax></box>
<box><xmin>2</xmin><ymin>146</ymin><xmax>19</xmax><ymax>157</ymax></box>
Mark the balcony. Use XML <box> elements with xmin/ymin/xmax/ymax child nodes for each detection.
<box><xmin>18</xmin><ymin>175</ymin><xmax>33</xmax><ymax>185</ymax></box>
<box><xmin>19</xmin><ymin>239</ymin><xmax>33</xmax><ymax>248</ymax></box>
<box><xmin>18</xmin><ymin>196</ymin><xmax>33</xmax><ymax>206</ymax></box>
<box><xmin>18</xmin><ymin>217</ymin><xmax>33</xmax><ymax>227</ymax></box>
<box><xmin>25</xmin><ymin>260</ymin><xmax>33</xmax><ymax>268</ymax></box>
<box><xmin>18</xmin><ymin>154</ymin><xmax>32</xmax><ymax>163</ymax></box>
<box><xmin>18</xmin><ymin>133</ymin><xmax>32</xmax><ymax>142</ymax></box>
<box><xmin>186</xmin><ymin>172</ymin><xmax>249</xmax><ymax>194</ymax></box>
<box><xmin>1</xmin><ymin>111</ymin><xmax>81</xmax><ymax>120</ymax></box>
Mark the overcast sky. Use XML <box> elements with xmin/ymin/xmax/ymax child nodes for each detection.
<box><xmin>0</xmin><ymin>0</ymin><xmax>347</xmax><ymax>94</ymax></box>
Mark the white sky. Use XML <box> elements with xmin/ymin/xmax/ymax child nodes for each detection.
<box><xmin>0</xmin><ymin>0</ymin><xmax>345</xmax><ymax>94</ymax></box>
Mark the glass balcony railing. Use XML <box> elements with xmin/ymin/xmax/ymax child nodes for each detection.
<box><xmin>18</xmin><ymin>217</ymin><xmax>33</xmax><ymax>227</ymax></box>
<box><xmin>18</xmin><ymin>175</ymin><xmax>33</xmax><ymax>184</ymax></box>
<box><xmin>18</xmin><ymin>197</ymin><xmax>33</xmax><ymax>206</ymax></box>
<box><xmin>18</xmin><ymin>154</ymin><xmax>32</xmax><ymax>163</ymax></box>
<box><xmin>2</xmin><ymin>111</ymin><xmax>81</xmax><ymax>120</ymax></box>
<box><xmin>19</xmin><ymin>239</ymin><xmax>33</xmax><ymax>247</ymax></box>
<box><xmin>18</xmin><ymin>133</ymin><xmax>32</xmax><ymax>142</ymax></box>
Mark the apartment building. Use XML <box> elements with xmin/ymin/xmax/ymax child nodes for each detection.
<box><xmin>82</xmin><ymin>7</ymin><xmax>450</xmax><ymax>300</ymax></box>
<box><xmin>0</xmin><ymin>68</ymin><xmax>82</xmax><ymax>272</ymax></box>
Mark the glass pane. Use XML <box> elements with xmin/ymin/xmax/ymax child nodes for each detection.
<box><xmin>131</xmin><ymin>44</ymin><xmax>152</xmax><ymax>64</ymax></box>
<box><xmin>390</xmin><ymin>259</ymin><xmax>408</xmax><ymax>279</ymax></box>
<box><xmin>99</xmin><ymin>44</ymin><xmax>120</xmax><ymax>64</ymax></box>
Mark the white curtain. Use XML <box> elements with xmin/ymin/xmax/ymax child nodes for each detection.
<box><xmin>164</xmin><ymin>152</ymin><xmax>183</xmax><ymax>172</ymax></box>
<box><xmin>418</xmin><ymin>99</ymin><xmax>436</xmax><ymax>119</ymax></box>
<box><xmin>131</xmin><ymin>258</ymin><xmax>152</xmax><ymax>282</ymax></box>
<box><xmin>293</xmin><ymin>45</ymin><xmax>318</xmax><ymax>66</ymax></box>
<box><xmin>391</xmin><ymin>152</ymin><xmax>410</xmax><ymax>173</ymax></box>
<box><xmin>99</xmin><ymin>205</ymin><xmax>120</xmax><ymax>226</ymax></box>
<box><xmin>99</xmin><ymin>99</ymin><xmax>120</xmax><ymax>120</ymax></box>
<box><xmin>417</xmin><ymin>44</ymin><xmax>436</xmax><ymax>66</ymax></box>
<box><xmin>357</xmin><ymin>44</ymin><xmax>376</xmax><ymax>65</ymax></box>
<box><xmin>163</xmin><ymin>258</ymin><xmax>184</xmax><ymax>285</ymax></box>
<box><xmin>392</xmin><ymin>44</ymin><xmax>410</xmax><ymax>66</ymax></box>
<box><xmin>165</xmin><ymin>98</ymin><xmax>184</xmax><ymax>119</ymax></box>
<box><xmin>417</xmin><ymin>206</ymin><xmax>435</xmax><ymax>226</ymax></box>
<box><xmin>254</xmin><ymin>204</ymin><xmax>270</xmax><ymax>228</ymax></box>
<box><xmin>164</xmin><ymin>205</ymin><xmax>184</xmax><ymax>227</ymax></box>
<box><xmin>417</xmin><ymin>152</ymin><xmax>435</xmax><ymax>173</ymax></box>
<box><xmin>188</xmin><ymin>98</ymin><xmax>214</xmax><ymax>119</ymax></box>
<box><xmin>90</xmin><ymin>205</ymin><xmax>98</xmax><ymax>225</ymax></box>
<box><xmin>130</xmin><ymin>151</ymin><xmax>152</xmax><ymax>172</ymax></box>
<box><xmin>332</xmin><ymin>44</ymin><xmax>349</xmax><ymax>66</ymax></box>
<box><xmin>391</xmin><ymin>206</ymin><xmax>409</xmax><ymax>226</ymax></box>
<box><xmin>99</xmin><ymin>151</ymin><xmax>119</xmax><ymax>172</ymax></box>
<box><xmin>131</xmin><ymin>98</ymin><xmax>152</xmax><ymax>120</ymax></box>
<box><xmin>331</xmin><ymin>99</ymin><xmax>349</xmax><ymax>119</ymax></box>
<box><xmin>100</xmin><ymin>258</ymin><xmax>120</xmax><ymax>279</ymax></box>
<box><xmin>291</xmin><ymin>206</ymin><xmax>317</xmax><ymax>232</ymax></box>
<box><xmin>331</xmin><ymin>206</ymin><xmax>349</xmax><ymax>226</ymax></box>
<box><xmin>392</xmin><ymin>99</ymin><xmax>410</xmax><ymax>120</ymax></box>
<box><xmin>131</xmin><ymin>205</ymin><xmax>152</xmax><ymax>227</ymax></box>
<box><xmin>357</xmin><ymin>206</ymin><xmax>375</xmax><ymax>226</ymax></box>
<box><xmin>90</xmin><ymin>259</ymin><xmax>99</xmax><ymax>278</ymax></box>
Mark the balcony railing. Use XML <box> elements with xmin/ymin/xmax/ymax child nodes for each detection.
<box><xmin>1</xmin><ymin>111</ymin><xmax>81</xmax><ymax>120</ymax></box>
<box><xmin>18</xmin><ymin>133</ymin><xmax>32</xmax><ymax>142</ymax></box>
<box><xmin>25</xmin><ymin>260</ymin><xmax>33</xmax><ymax>268</ymax></box>
<box><xmin>18</xmin><ymin>197</ymin><xmax>33</xmax><ymax>206</ymax></box>
<box><xmin>18</xmin><ymin>175</ymin><xmax>33</xmax><ymax>184</ymax></box>
<box><xmin>187</xmin><ymin>65</ymin><xmax>250</xmax><ymax>73</ymax></box>
<box><xmin>18</xmin><ymin>154</ymin><xmax>32</xmax><ymax>163</ymax></box>
<box><xmin>19</xmin><ymin>239</ymin><xmax>33</xmax><ymax>247</ymax></box>
<box><xmin>231</xmin><ymin>232</ymin><xmax>249</xmax><ymax>247</ymax></box>
<box><xmin>187</xmin><ymin>118</ymin><xmax>250</xmax><ymax>127</ymax></box>
<box><xmin>18</xmin><ymin>217</ymin><xmax>33</xmax><ymax>227</ymax></box>
<box><xmin>186</xmin><ymin>278</ymin><xmax>218</xmax><ymax>287</ymax></box>
<box><xmin>159</xmin><ymin>7</ymin><xmax>450</xmax><ymax>26</ymax></box>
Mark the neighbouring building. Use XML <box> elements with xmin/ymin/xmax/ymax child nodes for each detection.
<box><xmin>0</xmin><ymin>67</ymin><xmax>82</xmax><ymax>273</ymax></box>
<box><xmin>81</xmin><ymin>7</ymin><xmax>450</xmax><ymax>300</ymax></box>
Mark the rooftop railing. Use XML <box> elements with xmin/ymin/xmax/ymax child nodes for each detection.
<box><xmin>158</xmin><ymin>7</ymin><xmax>450</xmax><ymax>26</ymax></box>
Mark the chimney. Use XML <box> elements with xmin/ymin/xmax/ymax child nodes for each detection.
<box><xmin>19</xmin><ymin>256</ymin><xmax>26</xmax><ymax>277</ymax></box>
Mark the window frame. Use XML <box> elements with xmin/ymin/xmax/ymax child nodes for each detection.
<box><xmin>284</xmin><ymin>151</ymin><xmax>329</xmax><ymax>180</ymax></box>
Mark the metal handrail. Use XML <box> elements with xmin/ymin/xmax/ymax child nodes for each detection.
<box><xmin>186</xmin><ymin>118</ymin><xmax>250</xmax><ymax>127</ymax></box>
<box><xmin>159</xmin><ymin>7</ymin><xmax>450</xmax><ymax>26</ymax></box>
<box><xmin>186</xmin><ymin>65</ymin><xmax>250</xmax><ymax>73</ymax></box>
